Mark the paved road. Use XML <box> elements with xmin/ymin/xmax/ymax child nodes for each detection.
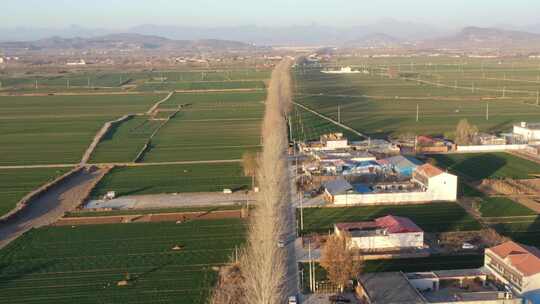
<box><xmin>0</xmin><ymin>167</ymin><xmax>107</xmax><ymax>249</ymax></box>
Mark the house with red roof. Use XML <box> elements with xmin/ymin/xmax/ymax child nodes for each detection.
<box><xmin>334</xmin><ymin>215</ymin><xmax>424</xmax><ymax>251</ymax></box>
<box><xmin>485</xmin><ymin>241</ymin><xmax>540</xmax><ymax>301</ymax></box>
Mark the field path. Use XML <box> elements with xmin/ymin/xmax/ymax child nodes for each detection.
<box><xmin>0</xmin><ymin>167</ymin><xmax>108</xmax><ymax>249</ymax></box>
<box><xmin>293</xmin><ymin>101</ymin><xmax>367</xmax><ymax>139</ymax></box>
<box><xmin>0</xmin><ymin>159</ymin><xmax>241</xmax><ymax>169</ymax></box>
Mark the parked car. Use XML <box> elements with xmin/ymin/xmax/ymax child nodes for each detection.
<box><xmin>277</xmin><ymin>240</ymin><xmax>286</xmax><ymax>248</ymax></box>
<box><xmin>462</xmin><ymin>242</ymin><xmax>477</xmax><ymax>250</ymax></box>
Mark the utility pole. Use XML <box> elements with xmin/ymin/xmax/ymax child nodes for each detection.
<box><xmin>87</xmin><ymin>77</ymin><xmax>90</xmax><ymax>88</ymax></box>
<box><xmin>67</xmin><ymin>79</ymin><xmax>70</xmax><ymax>89</ymax></box>
<box><xmin>300</xmin><ymin>176</ymin><xmax>304</xmax><ymax>231</ymax></box>
<box><xmin>486</xmin><ymin>102</ymin><xmax>489</xmax><ymax>121</ymax></box>
<box><xmin>308</xmin><ymin>241</ymin><xmax>313</xmax><ymax>291</ymax></box>
<box><xmin>471</xmin><ymin>82</ymin><xmax>475</xmax><ymax>93</ymax></box>
<box><xmin>337</xmin><ymin>105</ymin><xmax>341</xmax><ymax>124</ymax></box>
<box><xmin>503</xmin><ymin>87</ymin><xmax>506</xmax><ymax>98</ymax></box>
<box><xmin>537</xmin><ymin>91</ymin><xmax>539</xmax><ymax>106</ymax></box>
<box><xmin>454</xmin><ymin>80</ymin><xmax>458</xmax><ymax>89</ymax></box>
<box><xmin>35</xmin><ymin>80</ymin><xmax>38</xmax><ymax>89</ymax></box>
<box><xmin>416</xmin><ymin>103</ymin><xmax>419</xmax><ymax>122</ymax></box>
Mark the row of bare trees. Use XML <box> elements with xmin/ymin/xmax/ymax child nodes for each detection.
<box><xmin>212</xmin><ymin>58</ymin><xmax>294</xmax><ymax>304</ymax></box>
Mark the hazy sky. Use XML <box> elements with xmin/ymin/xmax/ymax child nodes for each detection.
<box><xmin>2</xmin><ymin>0</ymin><xmax>539</xmax><ymax>28</ymax></box>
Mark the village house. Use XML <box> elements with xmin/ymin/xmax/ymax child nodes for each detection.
<box><xmin>485</xmin><ymin>241</ymin><xmax>540</xmax><ymax>302</ymax></box>
<box><xmin>334</xmin><ymin>215</ymin><xmax>424</xmax><ymax>251</ymax></box>
<box><xmin>323</xmin><ymin>163</ymin><xmax>457</xmax><ymax>205</ymax></box>
<box><xmin>513</xmin><ymin>122</ymin><xmax>540</xmax><ymax>144</ymax></box>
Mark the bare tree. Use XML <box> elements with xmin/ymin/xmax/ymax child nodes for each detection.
<box><xmin>239</xmin><ymin>58</ymin><xmax>294</xmax><ymax>304</ymax></box>
<box><xmin>455</xmin><ymin>119</ymin><xmax>478</xmax><ymax>145</ymax></box>
<box><xmin>320</xmin><ymin>232</ymin><xmax>361</xmax><ymax>293</ymax></box>
<box><xmin>242</xmin><ymin>151</ymin><xmax>259</xmax><ymax>189</ymax></box>
<box><xmin>211</xmin><ymin>263</ymin><xmax>246</xmax><ymax>304</ymax></box>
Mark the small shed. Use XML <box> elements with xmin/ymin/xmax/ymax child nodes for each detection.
<box><xmin>323</xmin><ymin>178</ymin><xmax>354</xmax><ymax>203</ymax></box>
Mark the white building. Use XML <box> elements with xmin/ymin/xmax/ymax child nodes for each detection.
<box><xmin>321</xmin><ymin>66</ymin><xmax>361</xmax><ymax>74</ymax></box>
<box><xmin>485</xmin><ymin>241</ymin><xmax>540</xmax><ymax>302</ymax></box>
<box><xmin>320</xmin><ymin>133</ymin><xmax>349</xmax><ymax>150</ymax></box>
<box><xmin>334</xmin><ymin>215</ymin><xmax>424</xmax><ymax>251</ymax></box>
<box><xmin>325</xmin><ymin>164</ymin><xmax>457</xmax><ymax>205</ymax></box>
<box><xmin>513</xmin><ymin>122</ymin><xmax>540</xmax><ymax>144</ymax></box>
<box><xmin>0</xmin><ymin>57</ymin><xmax>4</xmax><ymax>64</ymax></box>
<box><xmin>66</xmin><ymin>59</ymin><xmax>86</xmax><ymax>66</ymax></box>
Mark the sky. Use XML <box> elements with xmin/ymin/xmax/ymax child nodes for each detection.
<box><xmin>1</xmin><ymin>0</ymin><xmax>539</xmax><ymax>29</ymax></box>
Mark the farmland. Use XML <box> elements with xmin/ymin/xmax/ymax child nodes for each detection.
<box><xmin>0</xmin><ymin>94</ymin><xmax>164</xmax><ymax>165</ymax></box>
<box><xmin>428</xmin><ymin>152</ymin><xmax>540</xmax><ymax>181</ymax></box>
<box><xmin>139</xmin><ymin>80</ymin><xmax>266</xmax><ymax>91</ymax></box>
<box><xmin>299</xmin><ymin>202</ymin><xmax>481</xmax><ymax>235</ymax></box>
<box><xmin>478</xmin><ymin>197</ymin><xmax>536</xmax><ymax>217</ymax></box>
<box><xmin>0</xmin><ymin>219</ymin><xmax>246</xmax><ymax>304</ymax></box>
<box><xmin>90</xmin><ymin>116</ymin><xmax>164</xmax><ymax>163</ymax></box>
<box><xmin>289</xmin><ymin>104</ymin><xmax>361</xmax><ymax>141</ymax></box>
<box><xmin>91</xmin><ymin>163</ymin><xmax>250</xmax><ymax>198</ymax></box>
<box><xmin>0</xmin><ymin>167</ymin><xmax>71</xmax><ymax>217</ymax></box>
<box><xmin>142</xmin><ymin>91</ymin><xmax>264</xmax><ymax>162</ymax></box>
<box><xmin>294</xmin><ymin>58</ymin><xmax>540</xmax><ymax>138</ymax></box>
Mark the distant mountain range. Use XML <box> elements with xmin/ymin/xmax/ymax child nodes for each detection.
<box><xmin>3</xmin><ymin>22</ymin><xmax>540</xmax><ymax>51</ymax></box>
<box><xmin>0</xmin><ymin>33</ymin><xmax>256</xmax><ymax>52</ymax></box>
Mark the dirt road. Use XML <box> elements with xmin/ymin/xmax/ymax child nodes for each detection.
<box><xmin>0</xmin><ymin>167</ymin><xmax>108</xmax><ymax>249</ymax></box>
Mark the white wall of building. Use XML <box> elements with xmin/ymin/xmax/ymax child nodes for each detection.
<box><xmin>349</xmin><ymin>232</ymin><xmax>424</xmax><ymax>250</ymax></box>
<box><xmin>325</xmin><ymin>140</ymin><xmax>349</xmax><ymax>150</ymax></box>
<box><xmin>332</xmin><ymin>191</ymin><xmax>433</xmax><ymax>205</ymax></box>
<box><xmin>427</xmin><ymin>172</ymin><xmax>458</xmax><ymax>202</ymax></box>
<box><xmin>456</xmin><ymin>144</ymin><xmax>528</xmax><ymax>152</ymax></box>
<box><xmin>514</xmin><ymin>125</ymin><xmax>540</xmax><ymax>142</ymax></box>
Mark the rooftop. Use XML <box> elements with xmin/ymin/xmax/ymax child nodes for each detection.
<box><xmin>359</xmin><ymin>272</ymin><xmax>425</xmax><ymax>304</ymax></box>
<box><xmin>415</xmin><ymin>163</ymin><xmax>444</xmax><ymax>178</ymax></box>
<box><xmin>335</xmin><ymin>215</ymin><xmax>423</xmax><ymax>237</ymax></box>
<box><xmin>488</xmin><ymin>241</ymin><xmax>540</xmax><ymax>276</ymax></box>
<box><xmin>324</xmin><ymin>178</ymin><xmax>353</xmax><ymax>196</ymax></box>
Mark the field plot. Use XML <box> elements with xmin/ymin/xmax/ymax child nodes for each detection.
<box><xmin>429</xmin><ymin>153</ymin><xmax>540</xmax><ymax>181</ymax></box>
<box><xmin>493</xmin><ymin>217</ymin><xmax>540</xmax><ymax>248</ymax></box>
<box><xmin>0</xmin><ymin>219</ymin><xmax>246</xmax><ymax>304</ymax></box>
<box><xmin>0</xmin><ymin>167</ymin><xmax>71</xmax><ymax>216</ymax></box>
<box><xmin>479</xmin><ymin>197</ymin><xmax>535</xmax><ymax>217</ymax></box>
<box><xmin>0</xmin><ymin>94</ymin><xmax>164</xmax><ymax>165</ymax></box>
<box><xmin>139</xmin><ymin>80</ymin><xmax>265</xmax><ymax>91</ymax></box>
<box><xmin>0</xmin><ymin>71</ymin><xmax>151</xmax><ymax>92</ymax></box>
<box><xmin>159</xmin><ymin>69</ymin><xmax>271</xmax><ymax>82</ymax></box>
<box><xmin>142</xmin><ymin>91</ymin><xmax>264</xmax><ymax>162</ymax></box>
<box><xmin>90</xmin><ymin>116</ymin><xmax>164</xmax><ymax>163</ymax></box>
<box><xmin>299</xmin><ymin>203</ymin><xmax>480</xmax><ymax>235</ymax></box>
<box><xmin>289</xmin><ymin>104</ymin><xmax>361</xmax><ymax>141</ymax></box>
<box><xmin>91</xmin><ymin>163</ymin><xmax>249</xmax><ymax>198</ymax></box>
<box><xmin>295</xmin><ymin>58</ymin><xmax>540</xmax><ymax>138</ymax></box>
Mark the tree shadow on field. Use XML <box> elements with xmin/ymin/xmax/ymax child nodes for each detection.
<box><xmin>452</xmin><ymin>154</ymin><xmax>506</xmax><ymax>181</ymax></box>
<box><xmin>101</xmin><ymin>116</ymin><xmax>134</xmax><ymax>142</ymax></box>
<box><xmin>120</xmin><ymin>186</ymin><xmax>153</xmax><ymax>197</ymax></box>
<box><xmin>0</xmin><ymin>260</ymin><xmax>56</xmax><ymax>287</ymax></box>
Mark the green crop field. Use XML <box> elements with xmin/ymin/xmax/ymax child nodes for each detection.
<box><xmin>65</xmin><ymin>204</ymin><xmax>243</xmax><ymax>218</ymax></box>
<box><xmin>479</xmin><ymin>197</ymin><xmax>536</xmax><ymax>217</ymax></box>
<box><xmin>289</xmin><ymin>104</ymin><xmax>361</xmax><ymax>141</ymax></box>
<box><xmin>0</xmin><ymin>167</ymin><xmax>71</xmax><ymax>217</ymax></box>
<box><xmin>428</xmin><ymin>153</ymin><xmax>540</xmax><ymax>181</ymax></box>
<box><xmin>0</xmin><ymin>219</ymin><xmax>246</xmax><ymax>304</ymax></box>
<box><xmin>0</xmin><ymin>94</ymin><xmax>164</xmax><ymax>165</ymax></box>
<box><xmin>295</xmin><ymin>57</ymin><xmax>540</xmax><ymax>138</ymax></box>
<box><xmin>90</xmin><ymin>116</ymin><xmax>164</xmax><ymax>163</ymax></box>
<box><xmin>141</xmin><ymin>91</ymin><xmax>264</xmax><ymax>162</ymax></box>
<box><xmin>299</xmin><ymin>202</ymin><xmax>480</xmax><ymax>235</ymax></box>
<box><xmin>139</xmin><ymin>80</ymin><xmax>266</xmax><ymax>91</ymax></box>
<box><xmin>91</xmin><ymin>163</ymin><xmax>250</xmax><ymax>198</ymax></box>
<box><xmin>492</xmin><ymin>216</ymin><xmax>540</xmax><ymax>247</ymax></box>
